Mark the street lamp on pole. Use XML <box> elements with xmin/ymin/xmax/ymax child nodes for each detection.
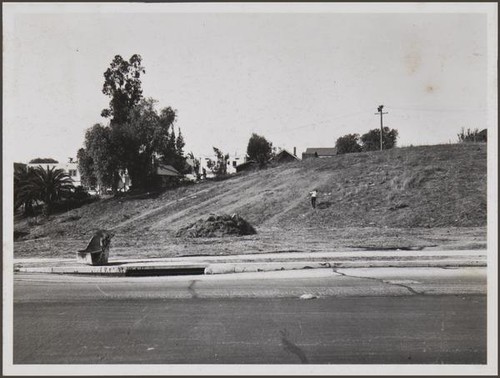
<box><xmin>375</xmin><ymin>105</ymin><xmax>388</xmax><ymax>151</ymax></box>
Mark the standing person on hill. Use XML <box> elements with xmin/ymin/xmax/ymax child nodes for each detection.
<box><xmin>309</xmin><ymin>189</ymin><xmax>318</xmax><ymax>209</ymax></box>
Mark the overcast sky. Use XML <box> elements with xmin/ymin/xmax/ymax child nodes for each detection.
<box><xmin>3</xmin><ymin>3</ymin><xmax>496</xmax><ymax>164</ymax></box>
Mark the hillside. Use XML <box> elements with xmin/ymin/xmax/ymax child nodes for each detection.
<box><xmin>14</xmin><ymin>143</ymin><xmax>487</xmax><ymax>258</ymax></box>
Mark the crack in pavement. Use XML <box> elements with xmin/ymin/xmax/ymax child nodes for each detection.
<box><xmin>188</xmin><ymin>280</ymin><xmax>198</xmax><ymax>298</ymax></box>
<box><xmin>131</xmin><ymin>305</ymin><xmax>152</xmax><ymax>329</ymax></box>
<box><xmin>332</xmin><ymin>268</ymin><xmax>423</xmax><ymax>296</ymax></box>
<box><xmin>95</xmin><ymin>284</ymin><xmax>111</xmax><ymax>297</ymax></box>
<box><xmin>279</xmin><ymin>328</ymin><xmax>309</xmax><ymax>364</ymax></box>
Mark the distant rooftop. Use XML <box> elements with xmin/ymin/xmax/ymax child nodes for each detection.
<box><xmin>303</xmin><ymin>147</ymin><xmax>337</xmax><ymax>156</ymax></box>
<box><xmin>156</xmin><ymin>164</ymin><xmax>180</xmax><ymax>177</ymax></box>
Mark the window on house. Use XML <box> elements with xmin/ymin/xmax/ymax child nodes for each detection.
<box><xmin>68</xmin><ymin>169</ymin><xmax>77</xmax><ymax>177</ymax></box>
<box><xmin>233</xmin><ymin>161</ymin><xmax>237</xmax><ymax>167</ymax></box>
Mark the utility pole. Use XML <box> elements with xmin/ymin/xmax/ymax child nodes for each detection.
<box><xmin>375</xmin><ymin>105</ymin><xmax>388</xmax><ymax>151</ymax></box>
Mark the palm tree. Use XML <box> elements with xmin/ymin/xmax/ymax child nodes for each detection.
<box><xmin>14</xmin><ymin>165</ymin><xmax>37</xmax><ymax>216</ymax></box>
<box><xmin>30</xmin><ymin>166</ymin><xmax>74</xmax><ymax>216</ymax></box>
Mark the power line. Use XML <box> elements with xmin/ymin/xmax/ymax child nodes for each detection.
<box><xmin>388</xmin><ymin>106</ymin><xmax>486</xmax><ymax>114</ymax></box>
<box><xmin>264</xmin><ymin>110</ymin><xmax>369</xmax><ymax>136</ymax></box>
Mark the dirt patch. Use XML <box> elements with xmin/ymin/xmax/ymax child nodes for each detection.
<box><xmin>176</xmin><ymin>214</ymin><xmax>257</xmax><ymax>238</ymax></box>
<box><xmin>12</xmin><ymin>226</ymin><xmax>486</xmax><ymax>259</ymax></box>
<box><xmin>59</xmin><ymin>214</ymin><xmax>82</xmax><ymax>223</ymax></box>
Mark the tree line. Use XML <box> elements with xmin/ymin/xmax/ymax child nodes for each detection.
<box><xmin>457</xmin><ymin>128</ymin><xmax>487</xmax><ymax>143</ymax></box>
<box><xmin>335</xmin><ymin>127</ymin><xmax>399</xmax><ymax>154</ymax></box>
<box><xmin>336</xmin><ymin>125</ymin><xmax>487</xmax><ymax>154</ymax></box>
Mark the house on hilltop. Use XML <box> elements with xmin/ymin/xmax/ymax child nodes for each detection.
<box><xmin>157</xmin><ymin>163</ymin><xmax>180</xmax><ymax>177</ymax></box>
<box><xmin>302</xmin><ymin>147</ymin><xmax>337</xmax><ymax>159</ymax></box>
<box><xmin>198</xmin><ymin>153</ymin><xmax>245</xmax><ymax>178</ymax></box>
<box><xmin>225</xmin><ymin>154</ymin><xmax>244</xmax><ymax>174</ymax></box>
<box><xmin>272</xmin><ymin>149</ymin><xmax>300</xmax><ymax>164</ymax></box>
<box><xmin>156</xmin><ymin>163</ymin><xmax>181</xmax><ymax>187</ymax></box>
<box><xmin>236</xmin><ymin>160</ymin><xmax>257</xmax><ymax>173</ymax></box>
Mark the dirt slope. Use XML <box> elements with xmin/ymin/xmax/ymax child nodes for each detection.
<box><xmin>14</xmin><ymin>143</ymin><xmax>487</xmax><ymax>258</ymax></box>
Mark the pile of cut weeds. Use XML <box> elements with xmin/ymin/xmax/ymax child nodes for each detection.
<box><xmin>176</xmin><ymin>214</ymin><xmax>257</xmax><ymax>238</ymax></box>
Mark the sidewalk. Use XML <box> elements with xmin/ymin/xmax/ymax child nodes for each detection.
<box><xmin>14</xmin><ymin>249</ymin><xmax>487</xmax><ymax>276</ymax></box>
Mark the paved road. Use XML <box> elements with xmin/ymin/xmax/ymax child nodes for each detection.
<box><xmin>12</xmin><ymin>268</ymin><xmax>486</xmax><ymax>364</ymax></box>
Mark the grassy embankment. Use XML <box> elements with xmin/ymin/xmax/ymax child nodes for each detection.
<box><xmin>14</xmin><ymin>143</ymin><xmax>487</xmax><ymax>259</ymax></box>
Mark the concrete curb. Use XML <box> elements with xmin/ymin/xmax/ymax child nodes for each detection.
<box><xmin>204</xmin><ymin>259</ymin><xmax>486</xmax><ymax>274</ymax></box>
<box><xmin>15</xmin><ymin>258</ymin><xmax>486</xmax><ymax>276</ymax></box>
<box><xmin>15</xmin><ymin>262</ymin><xmax>207</xmax><ymax>276</ymax></box>
<box><xmin>14</xmin><ymin>250</ymin><xmax>487</xmax><ymax>276</ymax></box>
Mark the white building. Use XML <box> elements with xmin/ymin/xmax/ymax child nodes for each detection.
<box><xmin>226</xmin><ymin>154</ymin><xmax>245</xmax><ymax>175</ymax></box>
<box><xmin>27</xmin><ymin>161</ymin><xmax>82</xmax><ymax>187</ymax></box>
<box><xmin>198</xmin><ymin>153</ymin><xmax>246</xmax><ymax>178</ymax></box>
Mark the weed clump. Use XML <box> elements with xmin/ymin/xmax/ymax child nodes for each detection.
<box><xmin>14</xmin><ymin>230</ymin><xmax>29</xmax><ymax>241</ymax></box>
<box><xmin>176</xmin><ymin>214</ymin><xmax>257</xmax><ymax>238</ymax></box>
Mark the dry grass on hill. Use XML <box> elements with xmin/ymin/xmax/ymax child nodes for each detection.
<box><xmin>13</xmin><ymin>143</ymin><xmax>487</xmax><ymax>258</ymax></box>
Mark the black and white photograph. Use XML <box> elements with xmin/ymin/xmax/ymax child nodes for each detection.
<box><xmin>2</xmin><ymin>2</ymin><xmax>498</xmax><ymax>375</ymax></box>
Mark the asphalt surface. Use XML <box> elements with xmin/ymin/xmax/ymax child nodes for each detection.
<box><xmin>11</xmin><ymin>268</ymin><xmax>487</xmax><ymax>365</ymax></box>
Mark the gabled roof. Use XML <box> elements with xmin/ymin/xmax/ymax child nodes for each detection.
<box><xmin>156</xmin><ymin>164</ymin><xmax>180</xmax><ymax>176</ymax></box>
<box><xmin>273</xmin><ymin>149</ymin><xmax>300</xmax><ymax>161</ymax></box>
<box><xmin>304</xmin><ymin>147</ymin><xmax>337</xmax><ymax>156</ymax></box>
